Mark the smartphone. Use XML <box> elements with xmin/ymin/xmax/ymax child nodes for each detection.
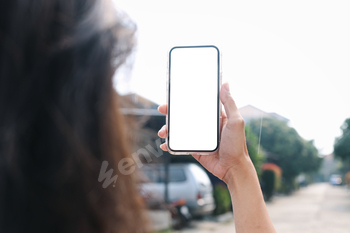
<box><xmin>166</xmin><ymin>45</ymin><xmax>221</xmax><ymax>154</ymax></box>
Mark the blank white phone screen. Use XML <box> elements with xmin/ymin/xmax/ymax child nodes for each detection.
<box><xmin>168</xmin><ymin>46</ymin><xmax>219</xmax><ymax>152</ymax></box>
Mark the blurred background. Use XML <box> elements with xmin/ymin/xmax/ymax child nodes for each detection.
<box><xmin>114</xmin><ymin>0</ymin><xmax>350</xmax><ymax>232</ymax></box>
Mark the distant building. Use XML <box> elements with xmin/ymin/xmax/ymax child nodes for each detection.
<box><xmin>119</xmin><ymin>93</ymin><xmax>164</xmax><ymax>133</ymax></box>
<box><xmin>119</xmin><ymin>93</ymin><xmax>166</xmax><ymax>163</ymax></box>
<box><xmin>238</xmin><ymin>105</ymin><xmax>289</xmax><ymax>124</ymax></box>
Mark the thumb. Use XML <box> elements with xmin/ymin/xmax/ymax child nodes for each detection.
<box><xmin>220</xmin><ymin>83</ymin><xmax>240</xmax><ymax>119</ymax></box>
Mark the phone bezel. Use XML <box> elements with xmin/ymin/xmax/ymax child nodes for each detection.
<box><xmin>166</xmin><ymin>45</ymin><xmax>221</xmax><ymax>155</ymax></box>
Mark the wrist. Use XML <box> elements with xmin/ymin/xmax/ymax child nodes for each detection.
<box><xmin>223</xmin><ymin>155</ymin><xmax>256</xmax><ymax>186</ymax></box>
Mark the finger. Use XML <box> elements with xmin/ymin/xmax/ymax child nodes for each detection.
<box><xmin>157</xmin><ymin>104</ymin><xmax>168</xmax><ymax>115</ymax></box>
<box><xmin>157</xmin><ymin>125</ymin><xmax>167</xmax><ymax>138</ymax></box>
<box><xmin>219</xmin><ymin>83</ymin><xmax>241</xmax><ymax>120</ymax></box>
<box><xmin>160</xmin><ymin>143</ymin><xmax>168</xmax><ymax>151</ymax></box>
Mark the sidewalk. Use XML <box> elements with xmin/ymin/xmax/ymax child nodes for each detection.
<box><xmin>173</xmin><ymin>212</ymin><xmax>235</xmax><ymax>233</ymax></box>
<box><xmin>173</xmin><ymin>183</ymin><xmax>350</xmax><ymax>233</ymax></box>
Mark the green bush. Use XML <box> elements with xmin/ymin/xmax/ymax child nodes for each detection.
<box><xmin>261</xmin><ymin>170</ymin><xmax>275</xmax><ymax>201</ymax></box>
<box><xmin>213</xmin><ymin>184</ymin><xmax>231</xmax><ymax>215</ymax></box>
<box><xmin>279</xmin><ymin>177</ymin><xmax>296</xmax><ymax>194</ymax></box>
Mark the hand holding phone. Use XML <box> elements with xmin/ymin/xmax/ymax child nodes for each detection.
<box><xmin>158</xmin><ymin>82</ymin><xmax>249</xmax><ymax>181</ymax></box>
<box><xmin>159</xmin><ymin>45</ymin><xmax>250</xmax><ymax>180</ymax></box>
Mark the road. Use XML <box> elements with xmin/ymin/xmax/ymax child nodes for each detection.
<box><xmin>175</xmin><ymin>183</ymin><xmax>350</xmax><ymax>233</ymax></box>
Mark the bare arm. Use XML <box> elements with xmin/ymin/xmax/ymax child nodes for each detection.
<box><xmin>158</xmin><ymin>83</ymin><xmax>276</xmax><ymax>233</ymax></box>
<box><xmin>224</xmin><ymin>157</ymin><xmax>275</xmax><ymax>233</ymax></box>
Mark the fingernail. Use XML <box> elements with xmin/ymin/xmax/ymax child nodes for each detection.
<box><xmin>224</xmin><ymin>83</ymin><xmax>230</xmax><ymax>92</ymax></box>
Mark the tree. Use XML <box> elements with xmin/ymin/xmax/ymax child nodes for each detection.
<box><xmin>245</xmin><ymin>125</ymin><xmax>264</xmax><ymax>174</ymax></box>
<box><xmin>249</xmin><ymin>118</ymin><xmax>322</xmax><ymax>193</ymax></box>
<box><xmin>334</xmin><ymin>118</ymin><xmax>350</xmax><ymax>163</ymax></box>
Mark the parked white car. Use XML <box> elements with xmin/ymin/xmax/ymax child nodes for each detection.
<box><xmin>141</xmin><ymin>163</ymin><xmax>215</xmax><ymax>217</ymax></box>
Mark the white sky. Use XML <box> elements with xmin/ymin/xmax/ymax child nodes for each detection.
<box><xmin>113</xmin><ymin>0</ymin><xmax>350</xmax><ymax>155</ymax></box>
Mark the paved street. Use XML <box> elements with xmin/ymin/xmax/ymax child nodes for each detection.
<box><xmin>175</xmin><ymin>183</ymin><xmax>350</xmax><ymax>233</ymax></box>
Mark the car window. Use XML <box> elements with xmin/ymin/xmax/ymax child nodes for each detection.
<box><xmin>142</xmin><ymin>167</ymin><xmax>187</xmax><ymax>183</ymax></box>
<box><xmin>169</xmin><ymin>168</ymin><xmax>187</xmax><ymax>182</ymax></box>
<box><xmin>142</xmin><ymin>169</ymin><xmax>159</xmax><ymax>183</ymax></box>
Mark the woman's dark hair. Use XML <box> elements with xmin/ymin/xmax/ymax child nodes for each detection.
<box><xmin>0</xmin><ymin>0</ymin><xmax>147</xmax><ymax>232</ymax></box>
